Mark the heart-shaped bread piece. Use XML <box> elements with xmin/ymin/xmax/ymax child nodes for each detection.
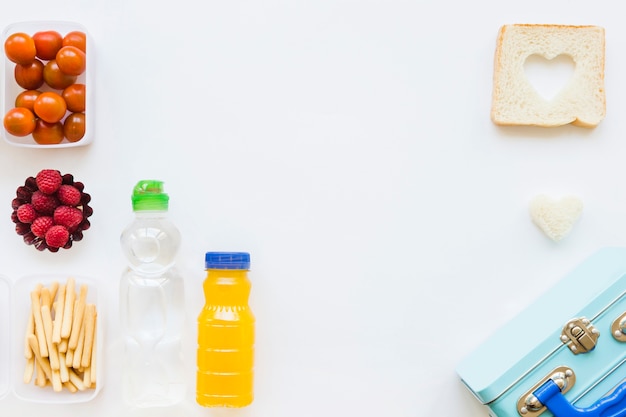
<box><xmin>529</xmin><ymin>195</ymin><xmax>583</xmax><ymax>241</ymax></box>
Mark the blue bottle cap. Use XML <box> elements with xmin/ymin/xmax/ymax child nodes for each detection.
<box><xmin>205</xmin><ymin>252</ymin><xmax>251</xmax><ymax>270</ymax></box>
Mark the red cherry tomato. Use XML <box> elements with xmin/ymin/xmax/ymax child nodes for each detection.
<box><xmin>4</xmin><ymin>107</ymin><xmax>36</xmax><ymax>137</ymax></box>
<box><xmin>63</xmin><ymin>112</ymin><xmax>85</xmax><ymax>142</ymax></box>
<box><xmin>15</xmin><ymin>90</ymin><xmax>42</xmax><ymax>111</ymax></box>
<box><xmin>4</xmin><ymin>32</ymin><xmax>36</xmax><ymax>65</ymax></box>
<box><xmin>32</xmin><ymin>119</ymin><xmax>64</xmax><ymax>144</ymax></box>
<box><xmin>43</xmin><ymin>59</ymin><xmax>77</xmax><ymax>89</ymax></box>
<box><xmin>14</xmin><ymin>59</ymin><xmax>44</xmax><ymax>90</ymax></box>
<box><xmin>56</xmin><ymin>46</ymin><xmax>86</xmax><ymax>76</ymax></box>
<box><xmin>62</xmin><ymin>31</ymin><xmax>86</xmax><ymax>53</ymax></box>
<box><xmin>62</xmin><ymin>84</ymin><xmax>86</xmax><ymax>113</ymax></box>
<box><xmin>32</xmin><ymin>30</ymin><xmax>63</xmax><ymax>60</ymax></box>
<box><xmin>33</xmin><ymin>92</ymin><xmax>67</xmax><ymax>123</ymax></box>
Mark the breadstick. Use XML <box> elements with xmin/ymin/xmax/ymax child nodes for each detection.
<box><xmin>58</xmin><ymin>352</ymin><xmax>69</xmax><ymax>383</ymax></box>
<box><xmin>81</xmin><ymin>304</ymin><xmax>96</xmax><ymax>368</ymax></box>
<box><xmin>72</xmin><ymin>317</ymin><xmax>86</xmax><ymax>369</ymax></box>
<box><xmin>23</xmin><ymin>356</ymin><xmax>34</xmax><ymax>384</ymax></box>
<box><xmin>68</xmin><ymin>368</ymin><xmax>86</xmax><ymax>391</ymax></box>
<box><xmin>65</xmin><ymin>348</ymin><xmax>74</xmax><ymax>365</ymax></box>
<box><xmin>83</xmin><ymin>366</ymin><xmax>91</xmax><ymax>387</ymax></box>
<box><xmin>58</xmin><ymin>338</ymin><xmax>68</xmax><ymax>354</ymax></box>
<box><xmin>27</xmin><ymin>334</ymin><xmax>51</xmax><ymax>380</ymax></box>
<box><xmin>52</xmin><ymin>284</ymin><xmax>66</xmax><ymax>344</ymax></box>
<box><xmin>24</xmin><ymin>307</ymin><xmax>34</xmax><ymax>359</ymax></box>
<box><xmin>41</xmin><ymin>305</ymin><xmax>60</xmax><ymax>370</ymax></box>
<box><xmin>48</xmin><ymin>281</ymin><xmax>59</xmax><ymax>304</ymax></box>
<box><xmin>34</xmin><ymin>360</ymin><xmax>45</xmax><ymax>387</ymax></box>
<box><xmin>90</xmin><ymin>322</ymin><xmax>97</xmax><ymax>385</ymax></box>
<box><xmin>40</xmin><ymin>287</ymin><xmax>51</xmax><ymax>309</ymax></box>
<box><xmin>63</xmin><ymin>381</ymin><xmax>78</xmax><ymax>393</ymax></box>
<box><xmin>68</xmin><ymin>285</ymin><xmax>88</xmax><ymax>349</ymax></box>
<box><xmin>30</xmin><ymin>289</ymin><xmax>48</xmax><ymax>358</ymax></box>
<box><xmin>51</xmin><ymin>369</ymin><xmax>62</xmax><ymax>392</ymax></box>
<box><xmin>61</xmin><ymin>278</ymin><xmax>76</xmax><ymax>338</ymax></box>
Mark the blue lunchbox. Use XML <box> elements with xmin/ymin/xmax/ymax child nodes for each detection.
<box><xmin>456</xmin><ymin>247</ymin><xmax>626</xmax><ymax>417</ymax></box>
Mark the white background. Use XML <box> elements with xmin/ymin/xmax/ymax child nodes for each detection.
<box><xmin>0</xmin><ymin>1</ymin><xmax>625</xmax><ymax>416</ymax></box>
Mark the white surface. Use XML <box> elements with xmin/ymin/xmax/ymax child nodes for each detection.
<box><xmin>0</xmin><ymin>1</ymin><xmax>625</xmax><ymax>416</ymax></box>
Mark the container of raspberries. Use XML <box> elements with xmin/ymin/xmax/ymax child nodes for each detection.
<box><xmin>2</xmin><ymin>21</ymin><xmax>93</xmax><ymax>148</ymax></box>
<box><xmin>11</xmin><ymin>169</ymin><xmax>93</xmax><ymax>252</ymax></box>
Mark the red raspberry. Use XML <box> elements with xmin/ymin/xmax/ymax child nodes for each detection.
<box><xmin>45</xmin><ymin>225</ymin><xmax>69</xmax><ymax>248</ymax></box>
<box><xmin>57</xmin><ymin>184</ymin><xmax>82</xmax><ymax>206</ymax></box>
<box><xmin>35</xmin><ymin>169</ymin><xmax>63</xmax><ymax>194</ymax></box>
<box><xmin>53</xmin><ymin>206</ymin><xmax>83</xmax><ymax>230</ymax></box>
<box><xmin>31</xmin><ymin>191</ymin><xmax>59</xmax><ymax>215</ymax></box>
<box><xmin>16</xmin><ymin>204</ymin><xmax>37</xmax><ymax>223</ymax></box>
<box><xmin>31</xmin><ymin>216</ymin><xmax>54</xmax><ymax>237</ymax></box>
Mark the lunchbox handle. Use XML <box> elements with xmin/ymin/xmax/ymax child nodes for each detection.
<box><xmin>533</xmin><ymin>378</ymin><xmax>626</xmax><ymax>417</ymax></box>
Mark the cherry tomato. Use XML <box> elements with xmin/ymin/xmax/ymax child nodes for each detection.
<box><xmin>15</xmin><ymin>90</ymin><xmax>42</xmax><ymax>111</ymax></box>
<box><xmin>56</xmin><ymin>46</ymin><xmax>86</xmax><ymax>76</ymax></box>
<box><xmin>34</xmin><ymin>92</ymin><xmax>67</xmax><ymax>123</ymax></box>
<box><xmin>32</xmin><ymin>119</ymin><xmax>64</xmax><ymax>144</ymax></box>
<box><xmin>62</xmin><ymin>31</ymin><xmax>86</xmax><ymax>53</ymax></box>
<box><xmin>4</xmin><ymin>33</ymin><xmax>36</xmax><ymax>65</ymax></box>
<box><xmin>43</xmin><ymin>60</ymin><xmax>77</xmax><ymax>89</ymax></box>
<box><xmin>62</xmin><ymin>83</ymin><xmax>86</xmax><ymax>113</ymax></box>
<box><xmin>32</xmin><ymin>31</ymin><xmax>63</xmax><ymax>60</ymax></box>
<box><xmin>63</xmin><ymin>112</ymin><xmax>85</xmax><ymax>142</ymax></box>
<box><xmin>4</xmin><ymin>107</ymin><xmax>36</xmax><ymax>137</ymax></box>
<box><xmin>14</xmin><ymin>59</ymin><xmax>44</xmax><ymax>90</ymax></box>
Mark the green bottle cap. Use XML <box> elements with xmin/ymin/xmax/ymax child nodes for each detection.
<box><xmin>131</xmin><ymin>180</ymin><xmax>169</xmax><ymax>211</ymax></box>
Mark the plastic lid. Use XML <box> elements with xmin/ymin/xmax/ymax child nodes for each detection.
<box><xmin>131</xmin><ymin>180</ymin><xmax>169</xmax><ymax>211</ymax></box>
<box><xmin>205</xmin><ymin>252</ymin><xmax>251</xmax><ymax>270</ymax></box>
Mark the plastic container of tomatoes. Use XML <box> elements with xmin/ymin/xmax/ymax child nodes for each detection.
<box><xmin>2</xmin><ymin>21</ymin><xmax>93</xmax><ymax>148</ymax></box>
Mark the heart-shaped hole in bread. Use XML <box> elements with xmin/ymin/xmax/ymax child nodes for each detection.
<box><xmin>523</xmin><ymin>54</ymin><xmax>576</xmax><ymax>101</ymax></box>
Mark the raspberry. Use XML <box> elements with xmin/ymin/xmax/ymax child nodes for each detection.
<box><xmin>31</xmin><ymin>216</ymin><xmax>54</xmax><ymax>237</ymax></box>
<box><xmin>53</xmin><ymin>206</ymin><xmax>83</xmax><ymax>230</ymax></box>
<box><xmin>35</xmin><ymin>169</ymin><xmax>63</xmax><ymax>194</ymax></box>
<box><xmin>16</xmin><ymin>204</ymin><xmax>37</xmax><ymax>223</ymax></box>
<box><xmin>57</xmin><ymin>184</ymin><xmax>82</xmax><ymax>206</ymax></box>
<box><xmin>45</xmin><ymin>225</ymin><xmax>69</xmax><ymax>248</ymax></box>
<box><xmin>31</xmin><ymin>191</ymin><xmax>59</xmax><ymax>215</ymax></box>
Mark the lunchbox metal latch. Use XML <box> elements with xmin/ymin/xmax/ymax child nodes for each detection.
<box><xmin>612</xmin><ymin>312</ymin><xmax>626</xmax><ymax>342</ymax></box>
<box><xmin>517</xmin><ymin>366</ymin><xmax>576</xmax><ymax>416</ymax></box>
<box><xmin>560</xmin><ymin>317</ymin><xmax>599</xmax><ymax>354</ymax></box>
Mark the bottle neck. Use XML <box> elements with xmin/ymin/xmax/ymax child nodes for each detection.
<box><xmin>203</xmin><ymin>269</ymin><xmax>250</xmax><ymax>305</ymax></box>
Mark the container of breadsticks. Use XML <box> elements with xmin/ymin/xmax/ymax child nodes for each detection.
<box><xmin>12</xmin><ymin>274</ymin><xmax>102</xmax><ymax>403</ymax></box>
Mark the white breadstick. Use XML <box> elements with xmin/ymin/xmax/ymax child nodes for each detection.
<box><xmin>52</xmin><ymin>284</ymin><xmax>66</xmax><ymax>344</ymax></box>
<box><xmin>72</xmin><ymin>316</ymin><xmax>86</xmax><ymax>369</ymax></box>
<box><xmin>61</xmin><ymin>278</ymin><xmax>76</xmax><ymax>338</ymax></box>
<box><xmin>23</xmin><ymin>356</ymin><xmax>34</xmax><ymax>384</ymax></box>
<box><xmin>48</xmin><ymin>281</ymin><xmax>59</xmax><ymax>304</ymax></box>
<box><xmin>35</xmin><ymin>360</ymin><xmax>45</xmax><ymax>387</ymax></box>
<box><xmin>90</xmin><ymin>321</ymin><xmax>97</xmax><ymax>385</ymax></box>
<box><xmin>40</xmin><ymin>287</ymin><xmax>51</xmax><ymax>309</ymax></box>
<box><xmin>68</xmin><ymin>368</ymin><xmax>86</xmax><ymax>391</ymax></box>
<box><xmin>24</xmin><ymin>306</ymin><xmax>34</xmax><ymax>359</ymax></box>
<box><xmin>81</xmin><ymin>304</ymin><xmax>96</xmax><ymax>368</ymax></box>
<box><xmin>41</xmin><ymin>305</ymin><xmax>60</xmax><ymax>370</ymax></box>
<box><xmin>68</xmin><ymin>285</ymin><xmax>88</xmax><ymax>349</ymax></box>
<box><xmin>27</xmin><ymin>334</ymin><xmax>51</xmax><ymax>380</ymax></box>
<box><xmin>51</xmin><ymin>369</ymin><xmax>62</xmax><ymax>392</ymax></box>
<box><xmin>30</xmin><ymin>289</ymin><xmax>48</xmax><ymax>357</ymax></box>
<box><xmin>58</xmin><ymin>352</ymin><xmax>69</xmax><ymax>383</ymax></box>
<box><xmin>63</xmin><ymin>381</ymin><xmax>78</xmax><ymax>393</ymax></box>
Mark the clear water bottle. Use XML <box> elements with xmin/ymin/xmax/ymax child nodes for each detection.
<box><xmin>119</xmin><ymin>180</ymin><xmax>185</xmax><ymax>407</ymax></box>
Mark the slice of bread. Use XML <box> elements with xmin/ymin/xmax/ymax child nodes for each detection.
<box><xmin>491</xmin><ymin>24</ymin><xmax>605</xmax><ymax>128</ymax></box>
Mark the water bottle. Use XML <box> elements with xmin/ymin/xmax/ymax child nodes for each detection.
<box><xmin>197</xmin><ymin>252</ymin><xmax>255</xmax><ymax>407</ymax></box>
<box><xmin>119</xmin><ymin>180</ymin><xmax>185</xmax><ymax>407</ymax></box>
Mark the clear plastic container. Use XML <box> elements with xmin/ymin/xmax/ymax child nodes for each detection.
<box><xmin>197</xmin><ymin>252</ymin><xmax>255</xmax><ymax>408</ymax></box>
<box><xmin>0</xmin><ymin>274</ymin><xmax>10</xmax><ymax>400</ymax></box>
<box><xmin>120</xmin><ymin>180</ymin><xmax>185</xmax><ymax>407</ymax></box>
<box><xmin>11</xmin><ymin>274</ymin><xmax>102</xmax><ymax>404</ymax></box>
<box><xmin>2</xmin><ymin>21</ymin><xmax>94</xmax><ymax>148</ymax></box>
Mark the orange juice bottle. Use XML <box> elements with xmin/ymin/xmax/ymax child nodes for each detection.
<box><xmin>197</xmin><ymin>252</ymin><xmax>255</xmax><ymax>407</ymax></box>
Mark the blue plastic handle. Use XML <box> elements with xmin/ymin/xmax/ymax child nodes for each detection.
<box><xmin>533</xmin><ymin>379</ymin><xmax>626</xmax><ymax>417</ymax></box>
